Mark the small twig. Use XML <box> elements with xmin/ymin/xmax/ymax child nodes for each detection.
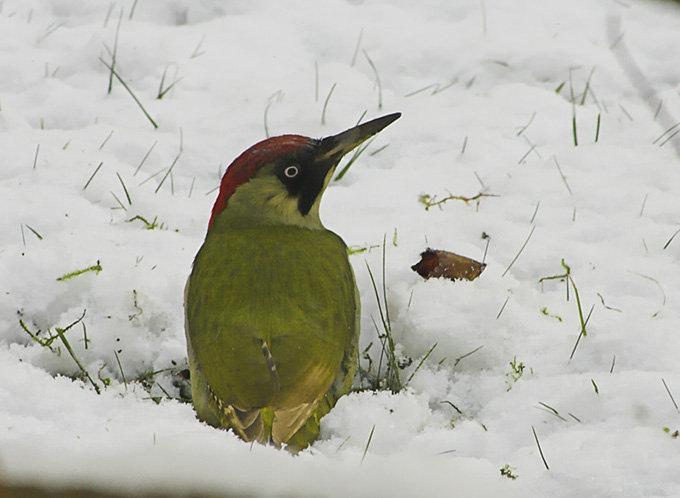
<box><xmin>420</xmin><ymin>191</ymin><xmax>498</xmax><ymax>210</ymax></box>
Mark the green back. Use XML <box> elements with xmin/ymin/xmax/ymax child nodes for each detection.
<box><xmin>185</xmin><ymin>221</ymin><xmax>358</xmax><ymax>447</ymax></box>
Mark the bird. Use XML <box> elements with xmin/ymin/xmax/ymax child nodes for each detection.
<box><xmin>184</xmin><ymin>112</ymin><xmax>401</xmax><ymax>451</ymax></box>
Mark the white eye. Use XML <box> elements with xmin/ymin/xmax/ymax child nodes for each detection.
<box><xmin>284</xmin><ymin>165</ymin><xmax>299</xmax><ymax>178</ymax></box>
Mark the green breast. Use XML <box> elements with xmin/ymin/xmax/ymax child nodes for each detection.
<box><xmin>185</xmin><ymin>223</ymin><xmax>358</xmax><ymax>412</ymax></box>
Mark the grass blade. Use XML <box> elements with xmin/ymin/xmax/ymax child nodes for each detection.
<box><xmin>321</xmin><ymin>82</ymin><xmax>337</xmax><ymax>125</ymax></box>
<box><xmin>552</xmin><ymin>156</ymin><xmax>573</xmax><ymax>195</ymax></box>
<box><xmin>83</xmin><ymin>162</ymin><xmax>104</xmax><ymax>190</ymax></box>
<box><xmin>532</xmin><ymin>426</ymin><xmax>550</xmax><ymax>470</ymax></box>
<box><xmin>363</xmin><ymin>50</ymin><xmax>383</xmax><ymax>110</ymax></box>
<box><xmin>55</xmin><ymin>311</ymin><xmax>100</xmax><ymax>394</ymax></box>
<box><xmin>24</xmin><ymin>224</ymin><xmax>43</xmax><ymax>240</ymax></box>
<box><xmin>154</xmin><ymin>151</ymin><xmax>182</xmax><ymax>194</ymax></box>
<box><xmin>98</xmin><ymin>57</ymin><xmax>158</xmax><ymax>129</ymax></box>
<box><xmin>334</xmin><ymin>138</ymin><xmax>373</xmax><ymax>181</ymax></box>
<box><xmin>662</xmin><ymin>378</ymin><xmax>679</xmax><ymax>412</ymax></box>
<box><xmin>502</xmin><ymin>225</ymin><xmax>536</xmax><ymax>277</ymax></box>
<box><xmin>361</xmin><ymin>425</ymin><xmax>375</xmax><ymax>465</ymax></box>
<box><xmin>406</xmin><ymin>342</ymin><xmax>437</xmax><ymax>385</ymax></box>
<box><xmin>114</xmin><ymin>349</ymin><xmax>127</xmax><ymax>390</ymax></box>
<box><xmin>116</xmin><ymin>172</ymin><xmax>132</xmax><ymax>205</ymax></box>
<box><xmin>33</xmin><ymin>144</ymin><xmax>40</xmax><ymax>169</ymax></box>
<box><xmin>134</xmin><ymin>140</ymin><xmax>157</xmax><ymax>176</ymax></box>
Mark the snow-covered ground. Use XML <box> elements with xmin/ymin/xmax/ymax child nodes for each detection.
<box><xmin>2</xmin><ymin>0</ymin><xmax>680</xmax><ymax>496</ymax></box>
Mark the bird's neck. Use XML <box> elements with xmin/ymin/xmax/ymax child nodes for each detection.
<box><xmin>210</xmin><ymin>176</ymin><xmax>325</xmax><ymax>231</ymax></box>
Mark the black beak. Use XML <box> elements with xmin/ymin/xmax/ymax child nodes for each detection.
<box><xmin>319</xmin><ymin>112</ymin><xmax>401</xmax><ymax>163</ymax></box>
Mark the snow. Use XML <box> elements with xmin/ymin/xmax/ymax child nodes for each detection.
<box><xmin>1</xmin><ymin>0</ymin><xmax>680</xmax><ymax>496</ymax></box>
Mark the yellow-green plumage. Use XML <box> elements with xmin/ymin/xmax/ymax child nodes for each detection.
<box><xmin>186</xmin><ymin>223</ymin><xmax>358</xmax><ymax>449</ymax></box>
<box><xmin>185</xmin><ymin>113</ymin><xmax>400</xmax><ymax>450</ymax></box>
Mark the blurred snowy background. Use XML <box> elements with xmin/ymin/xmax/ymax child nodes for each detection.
<box><xmin>1</xmin><ymin>0</ymin><xmax>680</xmax><ymax>496</ymax></box>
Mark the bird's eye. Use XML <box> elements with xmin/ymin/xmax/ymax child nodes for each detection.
<box><xmin>284</xmin><ymin>165</ymin><xmax>299</xmax><ymax>178</ymax></box>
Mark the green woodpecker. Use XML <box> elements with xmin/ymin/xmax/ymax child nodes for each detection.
<box><xmin>185</xmin><ymin>113</ymin><xmax>401</xmax><ymax>450</ymax></box>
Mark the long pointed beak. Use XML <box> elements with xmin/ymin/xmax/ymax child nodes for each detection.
<box><xmin>319</xmin><ymin>112</ymin><xmax>401</xmax><ymax>162</ymax></box>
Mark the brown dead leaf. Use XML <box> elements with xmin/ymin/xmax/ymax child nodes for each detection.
<box><xmin>412</xmin><ymin>248</ymin><xmax>486</xmax><ymax>281</ymax></box>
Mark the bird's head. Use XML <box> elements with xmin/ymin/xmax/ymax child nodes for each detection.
<box><xmin>207</xmin><ymin>112</ymin><xmax>401</xmax><ymax>231</ymax></box>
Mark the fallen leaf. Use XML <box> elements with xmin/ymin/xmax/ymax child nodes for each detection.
<box><xmin>412</xmin><ymin>248</ymin><xmax>486</xmax><ymax>281</ymax></box>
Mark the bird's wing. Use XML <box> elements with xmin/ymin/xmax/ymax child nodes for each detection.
<box><xmin>272</xmin><ymin>400</ymin><xmax>320</xmax><ymax>446</ymax></box>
